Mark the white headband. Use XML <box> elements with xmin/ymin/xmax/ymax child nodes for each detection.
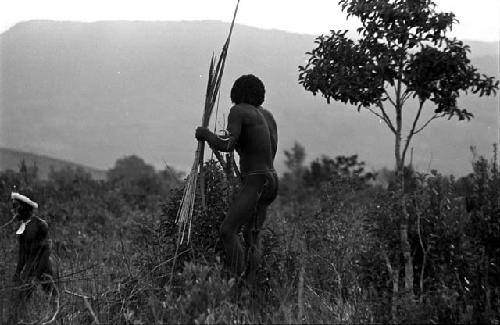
<box><xmin>11</xmin><ymin>192</ymin><xmax>38</xmax><ymax>209</ymax></box>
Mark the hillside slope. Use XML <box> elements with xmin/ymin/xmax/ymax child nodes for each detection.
<box><xmin>0</xmin><ymin>20</ymin><xmax>498</xmax><ymax>175</ymax></box>
<box><xmin>0</xmin><ymin>147</ymin><xmax>106</xmax><ymax>180</ymax></box>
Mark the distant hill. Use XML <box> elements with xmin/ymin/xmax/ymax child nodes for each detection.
<box><xmin>0</xmin><ymin>20</ymin><xmax>498</xmax><ymax>176</ymax></box>
<box><xmin>0</xmin><ymin>147</ymin><xmax>106</xmax><ymax>180</ymax></box>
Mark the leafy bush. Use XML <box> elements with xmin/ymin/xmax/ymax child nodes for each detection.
<box><xmin>1</xmin><ymin>148</ymin><xmax>498</xmax><ymax>324</ymax></box>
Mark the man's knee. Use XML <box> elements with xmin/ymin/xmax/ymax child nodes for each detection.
<box><xmin>219</xmin><ymin>221</ymin><xmax>236</xmax><ymax>242</ymax></box>
<box><xmin>39</xmin><ymin>273</ymin><xmax>57</xmax><ymax>295</ymax></box>
<box><xmin>243</xmin><ymin>224</ymin><xmax>259</xmax><ymax>244</ymax></box>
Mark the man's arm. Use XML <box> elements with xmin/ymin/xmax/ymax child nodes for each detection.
<box><xmin>33</xmin><ymin>221</ymin><xmax>49</xmax><ymax>276</ymax></box>
<box><xmin>14</xmin><ymin>238</ymin><xmax>25</xmax><ymax>281</ymax></box>
<box><xmin>196</xmin><ymin>106</ymin><xmax>243</xmax><ymax>152</ymax></box>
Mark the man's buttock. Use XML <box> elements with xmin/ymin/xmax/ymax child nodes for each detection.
<box><xmin>242</xmin><ymin>169</ymin><xmax>278</xmax><ymax>204</ymax></box>
<box><xmin>261</xmin><ymin>170</ymin><xmax>278</xmax><ymax>204</ymax></box>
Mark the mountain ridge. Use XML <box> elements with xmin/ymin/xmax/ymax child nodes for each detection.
<box><xmin>0</xmin><ymin>147</ymin><xmax>106</xmax><ymax>180</ymax></box>
<box><xmin>1</xmin><ymin>20</ymin><xmax>498</xmax><ymax>176</ymax></box>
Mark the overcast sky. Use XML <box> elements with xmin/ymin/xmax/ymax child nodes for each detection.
<box><xmin>1</xmin><ymin>0</ymin><xmax>499</xmax><ymax>41</ymax></box>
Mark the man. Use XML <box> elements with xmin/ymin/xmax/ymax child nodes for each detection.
<box><xmin>195</xmin><ymin>74</ymin><xmax>278</xmax><ymax>282</ymax></box>
<box><xmin>11</xmin><ymin>192</ymin><xmax>55</xmax><ymax>293</ymax></box>
<box><xmin>8</xmin><ymin>192</ymin><xmax>57</xmax><ymax>323</ymax></box>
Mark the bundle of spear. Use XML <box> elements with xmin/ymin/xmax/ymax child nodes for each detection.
<box><xmin>175</xmin><ymin>0</ymin><xmax>240</xmax><ymax>244</ymax></box>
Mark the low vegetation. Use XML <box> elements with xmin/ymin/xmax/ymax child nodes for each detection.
<box><xmin>0</xmin><ymin>145</ymin><xmax>498</xmax><ymax>324</ymax></box>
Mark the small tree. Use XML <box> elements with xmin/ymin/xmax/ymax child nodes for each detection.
<box><xmin>303</xmin><ymin>154</ymin><xmax>375</xmax><ymax>188</ymax></box>
<box><xmin>281</xmin><ymin>142</ymin><xmax>307</xmax><ymax>201</ymax></box>
<box><xmin>107</xmin><ymin>155</ymin><xmax>161</xmax><ymax>210</ymax></box>
<box><xmin>298</xmin><ymin>0</ymin><xmax>498</xmax><ymax>299</ymax></box>
<box><xmin>299</xmin><ymin>0</ymin><xmax>498</xmax><ymax>174</ymax></box>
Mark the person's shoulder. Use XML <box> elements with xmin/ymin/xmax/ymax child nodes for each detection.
<box><xmin>32</xmin><ymin>216</ymin><xmax>49</xmax><ymax>229</ymax></box>
<box><xmin>230</xmin><ymin>103</ymin><xmax>253</xmax><ymax>112</ymax></box>
<box><xmin>258</xmin><ymin>107</ymin><xmax>276</xmax><ymax>122</ymax></box>
<box><xmin>229</xmin><ymin>104</ymin><xmax>254</xmax><ymax>119</ymax></box>
<box><xmin>258</xmin><ymin>106</ymin><xmax>272</xmax><ymax>115</ymax></box>
<box><xmin>230</xmin><ymin>103</ymin><xmax>246</xmax><ymax>110</ymax></box>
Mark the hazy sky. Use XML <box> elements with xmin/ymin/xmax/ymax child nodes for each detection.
<box><xmin>1</xmin><ymin>0</ymin><xmax>499</xmax><ymax>41</ymax></box>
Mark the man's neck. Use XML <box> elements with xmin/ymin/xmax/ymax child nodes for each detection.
<box><xmin>19</xmin><ymin>215</ymin><xmax>32</xmax><ymax>223</ymax></box>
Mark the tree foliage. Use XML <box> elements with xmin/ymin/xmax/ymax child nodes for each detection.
<box><xmin>298</xmin><ymin>0</ymin><xmax>498</xmax><ymax>170</ymax></box>
<box><xmin>107</xmin><ymin>155</ymin><xmax>181</xmax><ymax>210</ymax></box>
<box><xmin>304</xmin><ymin>154</ymin><xmax>375</xmax><ymax>188</ymax></box>
<box><xmin>298</xmin><ymin>0</ymin><xmax>499</xmax><ymax>306</ymax></box>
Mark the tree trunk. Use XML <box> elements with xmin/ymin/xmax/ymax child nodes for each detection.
<box><xmin>394</xmin><ymin>103</ymin><xmax>414</xmax><ymax>294</ymax></box>
<box><xmin>392</xmin><ymin>267</ymin><xmax>399</xmax><ymax>324</ymax></box>
<box><xmin>297</xmin><ymin>263</ymin><xmax>305</xmax><ymax>322</ymax></box>
<box><xmin>395</xmin><ymin>125</ymin><xmax>403</xmax><ymax>173</ymax></box>
<box><xmin>383</xmin><ymin>249</ymin><xmax>399</xmax><ymax>324</ymax></box>
<box><xmin>401</xmin><ymin>200</ymin><xmax>414</xmax><ymax>292</ymax></box>
<box><xmin>485</xmin><ymin>255</ymin><xmax>491</xmax><ymax>317</ymax></box>
<box><xmin>417</xmin><ymin>206</ymin><xmax>428</xmax><ymax>302</ymax></box>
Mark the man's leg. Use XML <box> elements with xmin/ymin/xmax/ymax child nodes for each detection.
<box><xmin>9</xmin><ymin>279</ymin><xmax>33</xmax><ymax>323</ymax></box>
<box><xmin>244</xmin><ymin>171</ymin><xmax>278</xmax><ymax>283</ymax></box>
<box><xmin>35</xmin><ymin>247</ymin><xmax>57</xmax><ymax>295</ymax></box>
<box><xmin>243</xmin><ymin>202</ymin><xmax>268</xmax><ymax>283</ymax></box>
<box><xmin>220</xmin><ymin>175</ymin><xmax>265</xmax><ymax>278</ymax></box>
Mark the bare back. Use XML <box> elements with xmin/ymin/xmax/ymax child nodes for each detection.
<box><xmin>201</xmin><ymin>103</ymin><xmax>277</xmax><ymax>176</ymax></box>
<box><xmin>230</xmin><ymin>104</ymin><xmax>276</xmax><ymax>175</ymax></box>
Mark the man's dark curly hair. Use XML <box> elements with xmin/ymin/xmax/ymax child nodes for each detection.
<box><xmin>230</xmin><ymin>74</ymin><xmax>265</xmax><ymax>106</ymax></box>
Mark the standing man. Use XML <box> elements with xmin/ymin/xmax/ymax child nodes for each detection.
<box><xmin>195</xmin><ymin>74</ymin><xmax>278</xmax><ymax>282</ymax></box>
<box><xmin>9</xmin><ymin>192</ymin><xmax>56</xmax><ymax>323</ymax></box>
<box><xmin>11</xmin><ymin>192</ymin><xmax>55</xmax><ymax>292</ymax></box>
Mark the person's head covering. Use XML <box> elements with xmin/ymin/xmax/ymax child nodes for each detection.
<box><xmin>11</xmin><ymin>192</ymin><xmax>38</xmax><ymax>209</ymax></box>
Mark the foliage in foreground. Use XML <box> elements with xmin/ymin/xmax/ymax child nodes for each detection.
<box><xmin>0</xmin><ymin>147</ymin><xmax>498</xmax><ymax>323</ymax></box>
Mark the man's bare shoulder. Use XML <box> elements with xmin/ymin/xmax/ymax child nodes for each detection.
<box><xmin>259</xmin><ymin>106</ymin><xmax>274</xmax><ymax>116</ymax></box>
<box><xmin>32</xmin><ymin>216</ymin><xmax>49</xmax><ymax>232</ymax></box>
<box><xmin>230</xmin><ymin>103</ymin><xmax>254</xmax><ymax>113</ymax></box>
<box><xmin>258</xmin><ymin>107</ymin><xmax>276</xmax><ymax>123</ymax></box>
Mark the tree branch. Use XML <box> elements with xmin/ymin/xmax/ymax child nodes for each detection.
<box><xmin>213</xmin><ymin>150</ymin><xmax>227</xmax><ymax>170</ymax></box>
<box><xmin>230</xmin><ymin>153</ymin><xmax>241</xmax><ymax>179</ymax></box>
<box><xmin>41</xmin><ymin>275</ymin><xmax>60</xmax><ymax>325</ymax></box>
<box><xmin>402</xmin><ymin>100</ymin><xmax>424</xmax><ymax>165</ymax></box>
<box><xmin>413</xmin><ymin>113</ymin><xmax>444</xmax><ymax>136</ymax></box>
<box><xmin>366</xmin><ymin>106</ymin><xmax>396</xmax><ymax>134</ymax></box>
<box><xmin>65</xmin><ymin>290</ymin><xmax>100</xmax><ymax>324</ymax></box>
<box><xmin>373</xmin><ymin>101</ymin><xmax>397</xmax><ymax>134</ymax></box>
<box><xmin>151</xmin><ymin>248</ymin><xmax>190</xmax><ymax>273</ymax></box>
<box><xmin>383</xmin><ymin>89</ymin><xmax>397</xmax><ymax>108</ymax></box>
<box><xmin>381</xmin><ymin>248</ymin><xmax>394</xmax><ymax>276</ymax></box>
<box><xmin>378</xmin><ymin>103</ymin><xmax>396</xmax><ymax>131</ymax></box>
<box><xmin>401</xmin><ymin>88</ymin><xmax>412</xmax><ymax>106</ymax></box>
<box><xmin>0</xmin><ymin>215</ymin><xmax>16</xmax><ymax>230</ymax></box>
<box><xmin>414</xmin><ymin>190</ymin><xmax>429</xmax><ymax>303</ymax></box>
